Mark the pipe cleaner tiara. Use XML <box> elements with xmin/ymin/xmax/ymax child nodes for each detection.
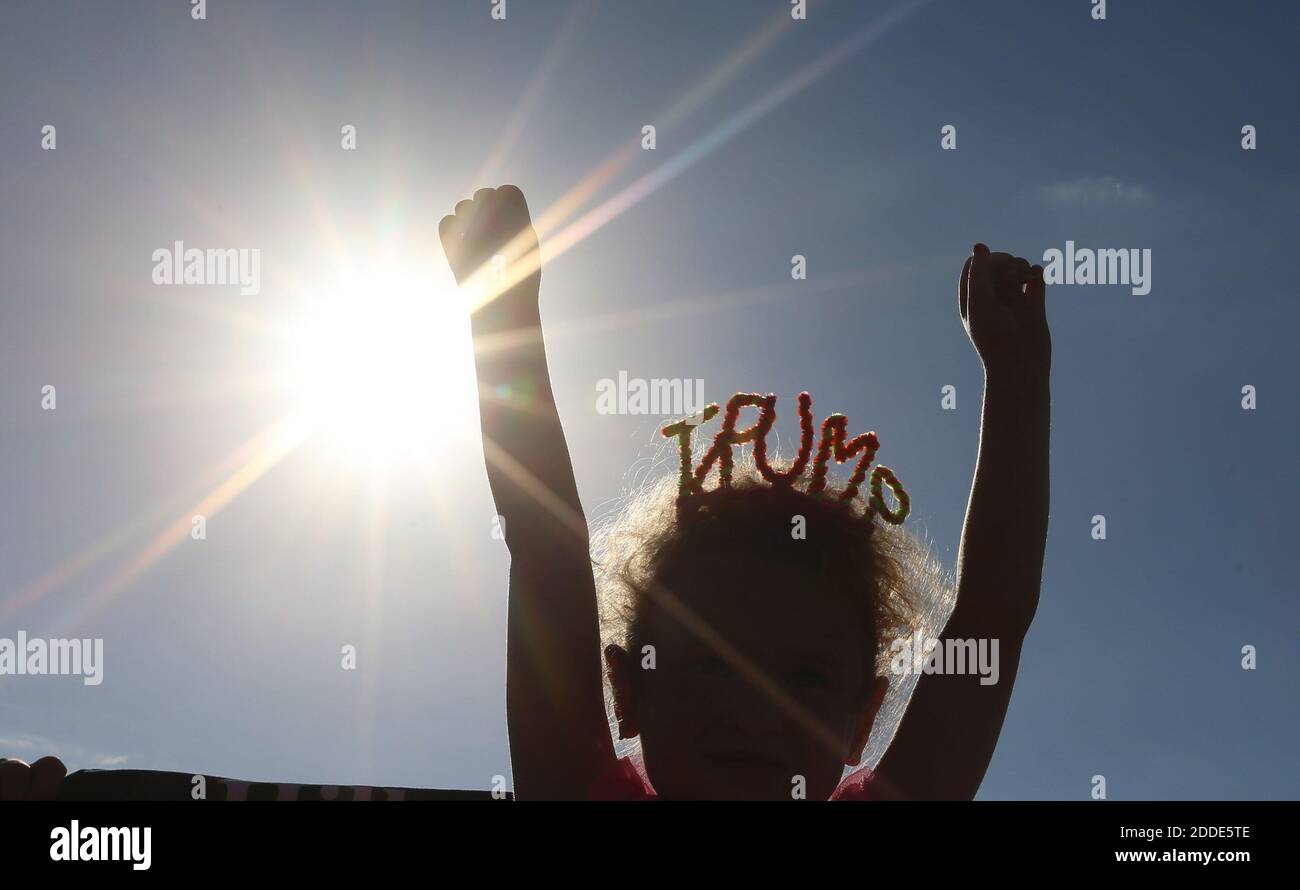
<box><xmin>660</xmin><ymin>391</ymin><xmax>910</xmax><ymax>524</ymax></box>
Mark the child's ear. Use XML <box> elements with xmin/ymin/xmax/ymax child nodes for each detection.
<box><xmin>845</xmin><ymin>676</ymin><xmax>889</xmax><ymax>767</ymax></box>
<box><xmin>603</xmin><ymin>644</ymin><xmax>641</xmax><ymax>739</ymax></box>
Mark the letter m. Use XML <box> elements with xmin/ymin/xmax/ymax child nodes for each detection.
<box><xmin>1098</xmin><ymin>248</ymin><xmax>1128</xmax><ymax>285</ymax></box>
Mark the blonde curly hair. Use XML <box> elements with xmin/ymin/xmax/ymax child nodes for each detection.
<box><xmin>590</xmin><ymin>451</ymin><xmax>955</xmax><ymax>767</ymax></box>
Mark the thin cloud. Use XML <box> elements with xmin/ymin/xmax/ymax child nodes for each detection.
<box><xmin>0</xmin><ymin>732</ymin><xmax>129</xmax><ymax>770</ymax></box>
<box><xmin>1036</xmin><ymin>175</ymin><xmax>1149</xmax><ymax>206</ymax></box>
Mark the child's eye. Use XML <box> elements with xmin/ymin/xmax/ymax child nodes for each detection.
<box><xmin>686</xmin><ymin>655</ymin><xmax>729</xmax><ymax>677</ymax></box>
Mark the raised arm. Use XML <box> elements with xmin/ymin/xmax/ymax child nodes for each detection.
<box><xmin>873</xmin><ymin>244</ymin><xmax>1050</xmax><ymax>800</ymax></box>
<box><xmin>439</xmin><ymin>186</ymin><xmax>615</xmax><ymax>799</ymax></box>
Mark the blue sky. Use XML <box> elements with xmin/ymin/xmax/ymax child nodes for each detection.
<box><xmin>1</xmin><ymin>0</ymin><xmax>1296</xmax><ymax>799</ymax></box>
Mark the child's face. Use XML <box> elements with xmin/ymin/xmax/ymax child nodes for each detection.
<box><xmin>614</xmin><ymin>552</ymin><xmax>887</xmax><ymax>801</ymax></box>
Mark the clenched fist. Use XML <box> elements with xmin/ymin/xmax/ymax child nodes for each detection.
<box><xmin>959</xmin><ymin>243</ymin><xmax>1051</xmax><ymax>379</ymax></box>
<box><xmin>439</xmin><ymin>185</ymin><xmax>541</xmax><ymax>313</ymax></box>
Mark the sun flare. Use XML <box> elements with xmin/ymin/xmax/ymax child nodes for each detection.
<box><xmin>287</xmin><ymin>256</ymin><xmax>476</xmax><ymax>465</ymax></box>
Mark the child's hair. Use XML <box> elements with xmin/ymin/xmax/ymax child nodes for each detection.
<box><xmin>592</xmin><ymin>449</ymin><xmax>954</xmax><ymax>766</ymax></box>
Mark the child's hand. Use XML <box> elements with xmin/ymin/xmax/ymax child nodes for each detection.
<box><xmin>0</xmin><ymin>756</ymin><xmax>66</xmax><ymax>800</ymax></box>
<box><xmin>959</xmin><ymin>243</ymin><xmax>1050</xmax><ymax>380</ymax></box>
<box><xmin>439</xmin><ymin>185</ymin><xmax>541</xmax><ymax>306</ymax></box>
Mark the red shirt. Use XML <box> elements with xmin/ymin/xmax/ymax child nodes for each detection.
<box><xmin>588</xmin><ymin>757</ymin><xmax>876</xmax><ymax>800</ymax></box>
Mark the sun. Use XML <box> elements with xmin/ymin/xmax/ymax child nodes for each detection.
<box><xmin>286</xmin><ymin>253</ymin><xmax>477</xmax><ymax>465</ymax></box>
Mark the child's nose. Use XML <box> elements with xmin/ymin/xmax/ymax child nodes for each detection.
<box><xmin>716</xmin><ymin>676</ymin><xmax>799</xmax><ymax>737</ymax></box>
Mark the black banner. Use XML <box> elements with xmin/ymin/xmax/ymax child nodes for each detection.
<box><xmin>1</xmin><ymin>788</ymin><xmax>1287</xmax><ymax>876</ymax></box>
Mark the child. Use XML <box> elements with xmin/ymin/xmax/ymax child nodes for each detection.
<box><xmin>439</xmin><ymin>185</ymin><xmax>1051</xmax><ymax>800</ymax></box>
